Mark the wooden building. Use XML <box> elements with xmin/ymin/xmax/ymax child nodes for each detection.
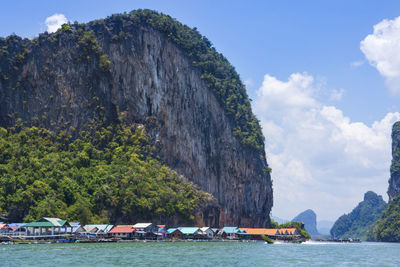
<box><xmin>109</xmin><ymin>226</ymin><xmax>135</xmax><ymax>239</ymax></box>
<box><xmin>167</xmin><ymin>228</ymin><xmax>183</xmax><ymax>239</ymax></box>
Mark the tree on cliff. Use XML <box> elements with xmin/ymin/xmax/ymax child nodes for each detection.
<box><xmin>0</xmin><ymin>125</ymin><xmax>212</xmax><ymax>224</ymax></box>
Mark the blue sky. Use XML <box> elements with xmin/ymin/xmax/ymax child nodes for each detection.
<box><xmin>2</xmin><ymin>0</ymin><xmax>400</xmax><ymax>221</ymax></box>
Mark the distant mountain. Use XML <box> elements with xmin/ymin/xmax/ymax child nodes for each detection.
<box><xmin>331</xmin><ymin>191</ymin><xmax>386</xmax><ymax>241</ymax></box>
<box><xmin>271</xmin><ymin>216</ymin><xmax>289</xmax><ymax>225</ymax></box>
<box><xmin>317</xmin><ymin>220</ymin><xmax>334</xmax><ymax>235</ymax></box>
<box><xmin>292</xmin><ymin>209</ymin><xmax>319</xmax><ymax>236</ymax></box>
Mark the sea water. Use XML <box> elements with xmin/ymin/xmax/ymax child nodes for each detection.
<box><xmin>1</xmin><ymin>241</ymin><xmax>400</xmax><ymax>266</ymax></box>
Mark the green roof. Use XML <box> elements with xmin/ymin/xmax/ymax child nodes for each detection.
<box><xmin>57</xmin><ymin>220</ymin><xmax>67</xmax><ymax>226</ymax></box>
<box><xmin>25</xmin><ymin>221</ymin><xmax>54</xmax><ymax>227</ymax></box>
<box><xmin>179</xmin><ymin>227</ymin><xmax>200</xmax><ymax>235</ymax></box>
<box><xmin>25</xmin><ymin>217</ymin><xmax>71</xmax><ymax>227</ymax></box>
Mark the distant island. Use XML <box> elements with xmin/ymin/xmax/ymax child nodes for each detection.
<box><xmin>291</xmin><ymin>209</ymin><xmax>319</xmax><ymax>236</ymax></box>
<box><xmin>330</xmin><ymin>191</ymin><xmax>386</xmax><ymax>241</ymax></box>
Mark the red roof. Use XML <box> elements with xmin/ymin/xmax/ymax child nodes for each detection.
<box><xmin>109</xmin><ymin>226</ymin><xmax>135</xmax><ymax>234</ymax></box>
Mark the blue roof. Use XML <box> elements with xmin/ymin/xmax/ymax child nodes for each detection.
<box><xmin>179</xmin><ymin>227</ymin><xmax>200</xmax><ymax>235</ymax></box>
<box><xmin>221</xmin><ymin>227</ymin><xmax>239</xmax><ymax>234</ymax></box>
<box><xmin>167</xmin><ymin>228</ymin><xmax>178</xmax><ymax>234</ymax></box>
<box><xmin>8</xmin><ymin>223</ymin><xmax>26</xmax><ymax>227</ymax></box>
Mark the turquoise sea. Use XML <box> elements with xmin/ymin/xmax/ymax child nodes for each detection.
<box><xmin>1</xmin><ymin>241</ymin><xmax>400</xmax><ymax>266</ymax></box>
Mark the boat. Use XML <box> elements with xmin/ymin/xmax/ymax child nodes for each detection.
<box><xmin>261</xmin><ymin>235</ymin><xmax>274</xmax><ymax>244</ymax></box>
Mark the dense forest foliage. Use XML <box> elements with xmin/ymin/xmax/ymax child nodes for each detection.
<box><xmin>330</xmin><ymin>191</ymin><xmax>386</xmax><ymax>241</ymax></box>
<box><xmin>373</xmin><ymin>194</ymin><xmax>400</xmax><ymax>242</ymax></box>
<box><xmin>0</xmin><ymin>125</ymin><xmax>212</xmax><ymax>224</ymax></box>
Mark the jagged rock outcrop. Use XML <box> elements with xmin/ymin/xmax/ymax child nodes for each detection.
<box><xmin>389</xmin><ymin>121</ymin><xmax>400</xmax><ymax>200</ymax></box>
<box><xmin>292</xmin><ymin>209</ymin><xmax>319</xmax><ymax>236</ymax></box>
<box><xmin>374</xmin><ymin>121</ymin><xmax>400</xmax><ymax>241</ymax></box>
<box><xmin>331</xmin><ymin>191</ymin><xmax>386</xmax><ymax>240</ymax></box>
<box><xmin>0</xmin><ymin>10</ymin><xmax>273</xmax><ymax>227</ymax></box>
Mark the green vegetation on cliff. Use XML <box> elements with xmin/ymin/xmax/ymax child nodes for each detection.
<box><xmin>373</xmin><ymin>121</ymin><xmax>400</xmax><ymax>242</ymax></box>
<box><xmin>374</xmin><ymin>194</ymin><xmax>400</xmax><ymax>241</ymax></box>
<box><xmin>270</xmin><ymin>220</ymin><xmax>310</xmax><ymax>239</ymax></box>
<box><xmin>0</xmin><ymin>125</ymin><xmax>212</xmax><ymax>224</ymax></box>
<box><xmin>279</xmin><ymin>222</ymin><xmax>310</xmax><ymax>239</ymax></box>
<box><xmin>330</xmin><ymin>191</ymin><xmax>386</xmax><ymax>241</ymax></box>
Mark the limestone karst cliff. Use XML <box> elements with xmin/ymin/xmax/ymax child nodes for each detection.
<box><xmin>374</xmin><ymin>122</ymin><xmax>400</xmax><ymax>241</ymax></box>
<box><xmin>331</xmin><ymin>191</ymin><xmax>386</xmax><ymax>241</ymax></box>
<box><xmin>291</xmin><ymin>209</ymin><xmax>319</xmax><ymax>236</ymax></box>
<box><xmin>388</xmin><ymin>121</ymin><xmax>400</xmax><ymax>200</ymax></box>
<box><xmin>0</xmin><ymin>10</ymin><xmax>273</xmax><ymax>227</ymax></box>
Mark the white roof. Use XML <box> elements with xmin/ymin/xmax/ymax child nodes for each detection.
<box><xmin>200</xmin><ymin>227</ymin><xmax>212</xmax><ymax>232</ymax></box>
<box><xmin>84</xmin><ymin>224</ymin><xmax>114</xmax><ymax>233</ymax></box>
<box><xmin>84</xmin><ymin>226</ymin><xmax>99</xmax><ymax>233</ymax></box>
<box><xmin>133</xmin><ymin>223</ymin><xmax>153</xmax><ymax>228</ymax></box>
<box><xmin>43</xmin><ymin>217</ymin><xmax>63</xmax><ymax>227</ymax></box>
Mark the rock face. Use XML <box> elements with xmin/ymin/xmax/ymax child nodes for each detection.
<box><xmin>374</xmin><ymin>121</ymin><xmax>400</xmax><ymax>241</ymax></box>
<box><xmin>331</xmin><ymin>191</ymin><xmax>386</xmax><ymax>241</ymax></box>
<box><xmin>389</xmin><ymin>121</ymin><xmax>400</xmax><ymax>200</ymax></box>
<box><xmin>291</xmin><ymin>209</ymin><xmax>319</xmax><ymax>236</ymax></box>
<box><xmin>0</xmin><ymin>11</ymin><xmax>273</xmax><ymax>227</ymax></box>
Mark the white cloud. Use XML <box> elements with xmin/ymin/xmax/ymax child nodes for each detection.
<box><xmin>244</xmin><ymin>79</ymin><xmax>254</xmax><ymax>87</ymax></box>
<box><xmin>350</xmin><ymin>60</ymin><xmax>364</xmax><ymax>67</ymax></box>
<box><xmin>45</xmin><ymin>14</ymin><xmax>68</xmax><ymax>33</ymax></box>
<box><xmin>361</xmin><ymin>16</ymin><xmax>400</xmax><ymax>93</ymax></box>
<box><xmin>254</xmin><ymin>73</ymin><xmax>400</xmax><ymax>221</ymax></box>
<box><xmin>329</xmin><ymin>88</ymin><xmax>344</xmax><ymax>101</ymax></box>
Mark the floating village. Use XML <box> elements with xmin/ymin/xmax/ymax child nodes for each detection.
<box><xmin>0</xmin><ymin>217</ymin><xmax>305</xmax><ymax>244</ymax></box>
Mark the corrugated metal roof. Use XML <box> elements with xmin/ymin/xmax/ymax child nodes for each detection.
<box><xmin>167</xmin><ymin>228</ymin><xmax>178</xmax><ymax>234</ymax></box>
<box><xmin>25</xmin><ymin>217</ymin><xmax>71</xmax><ymax>227</ymax></box>
<box><xmin>132</xmin><ymin>223</ymin><xmax>153</xmax><ymax>229</ymax></box>
<box><xmin>221</xmin><ymin>227</ymin><xmax>238</xmax><ymax>234</ymax></box>
<box><xmin>109</xmin><ymin>226</ymin><xmax>135</xmax><ymax>234</ymax></box>
<box><xmin>179</xmin><ymin>227</ymin><xmax>200</xmax><ymax>235</ymax></box>
<box><xmin>42</xmin><ymin>217</ymin><xmax>63</xmax><ymax>227</ymax></box>
<box><xmin>84</xmin><ymin>226</ymin><xmax>99</xmax><ymax>233</ymax></box>
<box><xmin>83</xmin><ymin>224</ymin><xmax>114</xmax><ymax>233</ymax></box>
<box><xmin>239</xmin><ymin>228</ymin><xmax>279</xmax><ymax>236</ymax></box>
<box><xmin>8</xmin><ymin>223</ymin><xmax>26</xmax><ymax>227</ymax></box>
<box><xmin>24</xmin><ymin>221</ymin><xmax>54</xmax><ymax>227</ymax></box>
